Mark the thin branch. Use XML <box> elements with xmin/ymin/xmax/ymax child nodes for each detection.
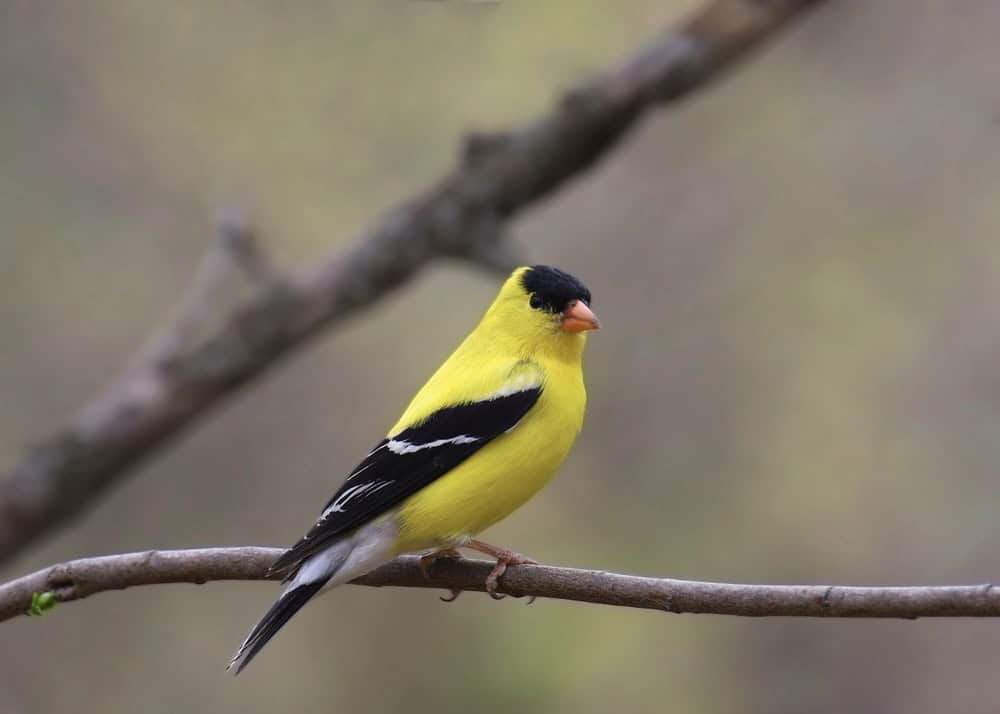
<box><xmin>131</xmin><ymin>209</ymin><xmax>271</xmax><ymax>372</ymax></box>
<box><xmin>1</xmin><ymin>547</ymin><xmax>997</xmax><ymax>624</ymax></box>
<box><xmin>213</xmin><ymin>207</ymin><xmax>279</xmax><ymax>287</ymax></box>
<box><xmin>0</xmin><ymin>0</ymin><xmax>828</xmax><ymax>566</ymax></box>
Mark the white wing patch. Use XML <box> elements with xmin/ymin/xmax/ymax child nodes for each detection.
<box><xmin>492</xmin><ymin>366</ymin><xmax>543</xmax><ymax>399</ymax></box>
<box><xmin>493</xmin><ymin>366</ymin><xmax>542</xmax><ymax>432</ymax></box>
<box><xmin>386</xmin><ymin>434</ymin><xmax>479</xmax><ymax>455</ymax></box>
<box><xmin>321</xmin><ymin>480</ymin><xmax>394</xmax><ymax>518</ymax></box>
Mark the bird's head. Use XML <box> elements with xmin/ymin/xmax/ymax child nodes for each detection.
<box><xmin>482</xmin><ymin>265</ymin><xmax>599</xmax><ymax>357</ymax></box>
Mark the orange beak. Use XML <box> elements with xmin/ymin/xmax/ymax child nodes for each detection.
<box><xmin>561</xmin><ymin>300</ymin><xmax>601</xmax><ymax>332</ymax></box>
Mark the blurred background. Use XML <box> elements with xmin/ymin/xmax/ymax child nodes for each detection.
<box><xmin>2</xmin><ymin>1</ymin><xmax>1000</xmax><ymax>712</ymax></box>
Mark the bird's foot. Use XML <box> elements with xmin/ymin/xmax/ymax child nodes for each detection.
<box><xmin>466</xmin><ymin>539</ymin><xmax>537</xmax><ymax>600</ymax></box>
<box><xmin>419</xmin><ymin>548</ymin><xmax>464</xmax><ymax>602</ymax></box>
<box><xmin>419</xmin><ymin>548</ymin><xmax>463</xmax><ymax>579</ymax></box>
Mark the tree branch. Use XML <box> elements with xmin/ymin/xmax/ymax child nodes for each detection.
<box><xmin>127</xmin><ymin>208</ymin><xmax>273</xmax><ymax>374</ymax></box>
<box><xmin>0</xmin><ymin>0</ymin><xmax>828</xmax><ymax>565</ymax></box>
<box><xmin>1</xmin><ymin>547</ymin><xmax>997</xmax><ymax>624</ymax></box>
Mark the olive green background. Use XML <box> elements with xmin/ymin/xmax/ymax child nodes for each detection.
<box><xmin>3</xmin><ymin>2</ymin><xmax>1000</xmax><ymax>712</ymax></box>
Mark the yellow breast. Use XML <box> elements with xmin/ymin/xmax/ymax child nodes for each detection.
<box><xmin>393</xmin><ymin>357</ymin><xmax>586</xmax><ymax>554</ymax></box>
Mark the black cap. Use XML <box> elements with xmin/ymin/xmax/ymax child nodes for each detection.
<box><xmin>520</xmin><ymin>265</ymin><xmax>592</xmax><ymax>313</ymax></box>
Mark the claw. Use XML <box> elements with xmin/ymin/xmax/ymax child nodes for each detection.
<box><xmin>419</xmin><ymin>548</ymin><xmax>464</xmax><ymax>602</ymax></box>
<box><xmin>467</xmin><ymin>539</ymin><xmax>536</xmax><ymax>600</ymax></box>
<box><xmin>419</xmin><ymin>548</ymin><xmax>462</xmax><ymax>579</ymax></box>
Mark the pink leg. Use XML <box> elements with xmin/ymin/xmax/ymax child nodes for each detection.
<box><xmin>465</xmin><ymin>539</ymin><xmax>537</xmax><ymax>599</ymax></box>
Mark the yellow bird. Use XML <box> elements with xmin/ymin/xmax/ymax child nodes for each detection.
<box><xmin>230</xmin><ymin>265</ymin><xmax>599</xmax><ymax>673</ymax></box>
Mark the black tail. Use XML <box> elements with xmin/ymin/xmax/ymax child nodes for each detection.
<box><xmin>229</xmin><ymin>579</ymin><xmax>326</xmax><ymax>675</ymax></box>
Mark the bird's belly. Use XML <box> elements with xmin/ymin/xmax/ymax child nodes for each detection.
<box><xmin>393</xmin><ymin>390</ymin><xmax>582</xmax><ymax>554</ymax></box>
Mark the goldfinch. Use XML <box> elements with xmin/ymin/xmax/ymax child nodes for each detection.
<box><xmin>229</xmin><ymin>265</ymin><xmax>599</xmax><ymax>673</ymax></box>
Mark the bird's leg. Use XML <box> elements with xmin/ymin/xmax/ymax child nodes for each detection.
<box><xmin>419</xmin><ymin>548</ymin><xmax>464</xmax><ymax>602</ymax></box>
<box><xmin>465</xmin><ymin>539</ymin><xmax>537</xmax><ymax>600</ymax></box>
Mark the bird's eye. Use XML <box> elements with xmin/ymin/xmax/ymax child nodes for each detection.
<box><xmin>529</xmin><ymin>294</ymin><xmax>543</xmax><ymax>310</ymax></box>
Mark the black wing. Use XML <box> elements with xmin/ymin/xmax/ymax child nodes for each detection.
<box><xmin>269</xmin><ymin>384</ymin><xmax>542</xmax><ymax>578</ymax></box>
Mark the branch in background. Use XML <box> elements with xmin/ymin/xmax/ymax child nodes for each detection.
<box><xmin>130</xmin><ymin>208</ymin><xmax>274</xmax><ymax>372</ymax></box>
<box><xmin>0</xmin><ymin>0</ymin><xmax>828</xmax><ymax>566</ymax></box>
<box><xmin>213</xmin><ymin>208</ymin><xmax>279</xmax><ymax>286</ymax></box>
<box><xmin>1</xmin><ymin>547</ymin><xmax>997</xmax><ymax>624</ymax></box>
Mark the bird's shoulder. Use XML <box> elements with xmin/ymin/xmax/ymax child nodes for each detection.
<box><xmin>390</xmin><ymin>356</ymin><xmax>545</xmax><ymax>436</ymax></box>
